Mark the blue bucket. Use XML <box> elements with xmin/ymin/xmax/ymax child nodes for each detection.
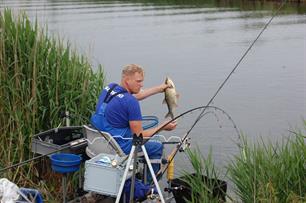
<box><xmin>50</xmin><ymin>153</ymin><xmax>82</xmax><ymax>173</ymax></box>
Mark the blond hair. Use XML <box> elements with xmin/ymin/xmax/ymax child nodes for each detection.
<box><xmin>122</xmin><ymin>64</ymin><xmax>144</xmax><ymax>77</ymax></box>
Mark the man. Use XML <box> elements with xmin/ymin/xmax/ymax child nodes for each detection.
<box><xmin>91</xmin><ymin>64</ymin><xmax>177</xmax><ymax>174</ymax></box>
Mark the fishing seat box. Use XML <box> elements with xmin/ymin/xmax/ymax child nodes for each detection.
<box><xmin>31</xmin><ymin>126</ymin><xmax>87</xmax><ymax>155</ymax></box>
<box><xmin>83</xmin><ymin>153</ymin><xmax>128</xmax><ymax>197</ymax></box>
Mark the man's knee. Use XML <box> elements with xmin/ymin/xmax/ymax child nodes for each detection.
<box><xmin>146</xmin><ymin>141</ymin><xmax>163</xmax><ymax>158</ymax></box>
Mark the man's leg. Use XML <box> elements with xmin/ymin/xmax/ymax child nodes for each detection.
<box><xmin>144</xmin><ymin>140</ymin><xmax>163</xmax><ymax>181</ymax></box>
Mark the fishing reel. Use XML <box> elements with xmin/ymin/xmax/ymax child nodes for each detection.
<box><xmin>146</xmin><ymin>188</ymin><xmax>159</xmax><ymax>201</ymax></box>
<box><xmin>178</xmin><ymin>137</ymin><xmax>191</xmax><ymax>152</ymax></box>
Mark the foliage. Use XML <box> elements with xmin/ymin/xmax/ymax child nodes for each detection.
<box><xmin>181</xmin><ymin>128</ymin><xmax>305</xmax><ymax>202</ymax></box>
<box><xmin>228</xmin><ymin>132</ymin><xmax>306</xmax><ymax>202</ymax></box>
<box><xmin>181</xmin><ymin>148</ymin><xmax>227</xmax><ymax>203</ymax></box>
<box><xmin>129</xmin><ymin>0</ymin><xmax>306</xmax><ymax>14</ymax></box>
<box><xmin>0</xmin><ymin>9</ymin><xmax>104</xmax><ymax>200</ymax></box>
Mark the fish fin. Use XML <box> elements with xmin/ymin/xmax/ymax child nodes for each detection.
<box><xmin>165</xmin><ymin>76</ymin><xmax>169</xmax><ymax>83</ymax></box>
<box><xmin>165</xmin><ymin>112</ymin><xmax>174</xmax><ymax>119</ymax></box>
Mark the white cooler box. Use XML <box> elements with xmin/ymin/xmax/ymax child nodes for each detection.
<box><xmin>83</xmin><ymin>153</ymin><xmax>129</xmax><ymax>197</ymax></box>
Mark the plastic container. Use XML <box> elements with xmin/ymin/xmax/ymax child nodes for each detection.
<box><xmin>31</xmin><ymin>126</ymin><xmax>86</xmax><ymax>155</ymax></box>
<box><xmin>50</xmin><ymin>153</ymin><xmax>82</xmax><ymax>173</ymax></box>
<box><xmin>17</xmin><ymin>188</ymin><xmax>43</xmax><ymax>203</ymax></box>
<box><xmin>83</xmin><ymin>153</ymin><xmax>127</xmax><ymax>196</ymax></box>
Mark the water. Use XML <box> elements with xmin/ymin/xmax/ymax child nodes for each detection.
<box><xmin>1</xmin><ymin>0</ymin><xmax>305</xmax><ymax>174</ymax></box>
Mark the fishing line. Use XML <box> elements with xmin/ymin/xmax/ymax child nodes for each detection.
<box><xmin>153</xmin><ymin>0</ymin><xmax>287</xmax><ymax>181</ymax></box>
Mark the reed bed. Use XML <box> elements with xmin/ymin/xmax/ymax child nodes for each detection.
<box><xmin>0</xmin><ymin>9</ymin><xmax>104</xmax><ymax>199</ymax></box>
<box><xmin>228</xmin><ymin>131</ymin><xmax>305</xmax><ymax>202</ymax></box>
<box><xmin>181</xmin><ymin>129</ymin><xmax>305</xmax><ymax>203</ymax></box>
<box><xmin>181</xmin><ymin>148</ymin><xmax>227</xmax><ymax>203</ymax></box>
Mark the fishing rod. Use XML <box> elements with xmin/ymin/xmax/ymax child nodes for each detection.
<box><xmin>150</xmin><ymin>105</ymin><xmax>240</xmax><ymax>180</ymax></box>
<box><xmin>153</xmin><ymin>0</ymin><xmax>287</xmax><ymax>181</ymax></box>
<box><xmin>0</xmin><ymin>138</ymin><xmax>87</xmax><ymax>173</ymax></box>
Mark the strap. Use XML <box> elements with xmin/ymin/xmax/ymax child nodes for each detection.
<box><xmin>103</xmin><ymin>84</ymin><xmax>118</xmax><ymax>103</ymax></box>
<box><xmin>105</xmin><ymin>90</ymin><xmax>127</xmax><ymax>103</ymax></box>
<box><xmin>103</xmin><ymin>84</ymin><xmax>127</xmax><ymax>104</ymax></box>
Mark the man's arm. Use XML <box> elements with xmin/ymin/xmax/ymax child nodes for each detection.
<box><xmin>134</xmin><ymin>83</ymin><xmax>169</xmax><ymax>101</ymax></box>
<box><xmin>129</xmin><ymin>120</ymin><xmax>177</xmax><ymax>137</ymax></box>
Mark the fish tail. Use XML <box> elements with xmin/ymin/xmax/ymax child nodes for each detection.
<box><xmin>165</xmin><ymin>112</ymin><xmax>174</xmax><ymax>119</ymax></box>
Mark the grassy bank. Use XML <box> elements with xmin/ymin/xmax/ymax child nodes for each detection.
<box><xmin>181</xmin><ymin>129</ymin><xmax>305</xmax><ymax>202</ymax></box>
<box><xmin>228</xmin><ymin>130</ymin><xmax>305</xmax><ymax>202</ymax></box>
<box><xmin>131</xmin><ymin>0</ymin><xmax>306</xmax><ymax>14</ymax></box>
<box><xmin>0</xmin><ymin>9</ymin><xmax>104</xmax><ymax>200</ymax></box>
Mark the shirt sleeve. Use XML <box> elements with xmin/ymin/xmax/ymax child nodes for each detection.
<box><xmin>127</xmin><ymin>96</ymin><xmax>142</xmax><ymax>121</ymax></box>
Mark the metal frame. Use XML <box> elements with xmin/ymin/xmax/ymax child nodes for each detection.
<box><xmin>115</xmin><ymin>134</ymin><xmax>165</xmax><ymax>203</ymax></box>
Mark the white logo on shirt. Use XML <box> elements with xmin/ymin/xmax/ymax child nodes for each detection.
<box><xmin>104</xmin><ymin>86</ymin><xmax>125</xmax><ymax>98</ymax></box>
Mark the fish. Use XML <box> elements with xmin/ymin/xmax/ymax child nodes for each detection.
<box><xmin>163</xmin><ymin>77</ymin><xmax>178</xmax><ymax>119</ymax></box>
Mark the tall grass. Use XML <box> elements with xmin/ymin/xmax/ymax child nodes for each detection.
<box><xmin>180</xmin><ymin>148</ymin><xmax>227</xmax><ymax>203</ymax></box>
<box><xmin>228</xmin><ymin>132</ymin><xmax>306</xmax><ymax>202</ymax></box>
<box><xmin>181</xmin><ymin>129</ymin><xmax>305</xmax><ymax>203</ymax></box>
<box><xmin>0</xmin><ymin>9</ymin><xmax>104</xmax><ymax>199</ymax></box>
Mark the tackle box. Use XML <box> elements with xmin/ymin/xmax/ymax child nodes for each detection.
<box><xmin>31</xmin><ymin>126</ymin><xmax>87</xmax><ymax>155</ymax></box>
<box><xmin>83</xmin><ymin>153</ymin><xmax>128</xmax><ymax>197</ymax></box>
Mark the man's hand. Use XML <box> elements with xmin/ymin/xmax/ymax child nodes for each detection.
<box><xmin>161</xmin><ymin>120</ymin><xmax>177</xmax><ymax>131</ymax></box>
<box><xmin>158</xmin><ymin>83</ymin><xmax>171</xmax><ymax>93</ymax></box>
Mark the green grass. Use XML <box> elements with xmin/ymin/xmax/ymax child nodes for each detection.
<box><xmin>228</xmin><ymin>131</ymin><xmax>305</xmax><ymax>202</ymax></box>
<box><xmin>180</xmin><ymin>128</ymin><xmax>305</xmax><ymax>203</ymax></box>
<box><xmin>0</xmin><ymin>9</ymin><xmax>104</xmax><ymax>200</ymax></box>
<box><xmin>180</xmin><ymin>148</ymin><xmax>227</xmax><ymax>203</ymax></box>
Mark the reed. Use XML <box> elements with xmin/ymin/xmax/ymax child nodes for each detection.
<box><xmin>0</xmin><ymin>9</ymin><xmax>104</xmax><ymax>199</ymax></box>
<box><xmin>180</xmin><ymin>148</ymin><xmax>227</xmax><ymax>203</ymax></box>
<box><xmin>228</xmin><ymin>131</ymin><xmax>306</xmax><ymax>202</ymax></box>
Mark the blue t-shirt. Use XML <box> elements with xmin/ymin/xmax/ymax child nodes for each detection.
<box><xmin>95</xmin><ymin>83</ymin><xmax>142</xmax><ymax>128</ymax></box>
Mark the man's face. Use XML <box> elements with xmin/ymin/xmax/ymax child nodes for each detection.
<box><xmin>126</xmin><ymin>72</ymin><xmax>144</xmax><ymax>94</ymax></box>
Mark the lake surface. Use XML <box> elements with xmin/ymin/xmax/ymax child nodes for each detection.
<box><xmin>1</xmin><ymin>0</ymin><xmax>305</xmax><ymax>173</ymax></box>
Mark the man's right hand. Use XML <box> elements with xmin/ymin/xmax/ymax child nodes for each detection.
<box><xmin>162</xmin><ymin>120</ymin><xmax>177</xmax><ymax>131</ymax></box>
